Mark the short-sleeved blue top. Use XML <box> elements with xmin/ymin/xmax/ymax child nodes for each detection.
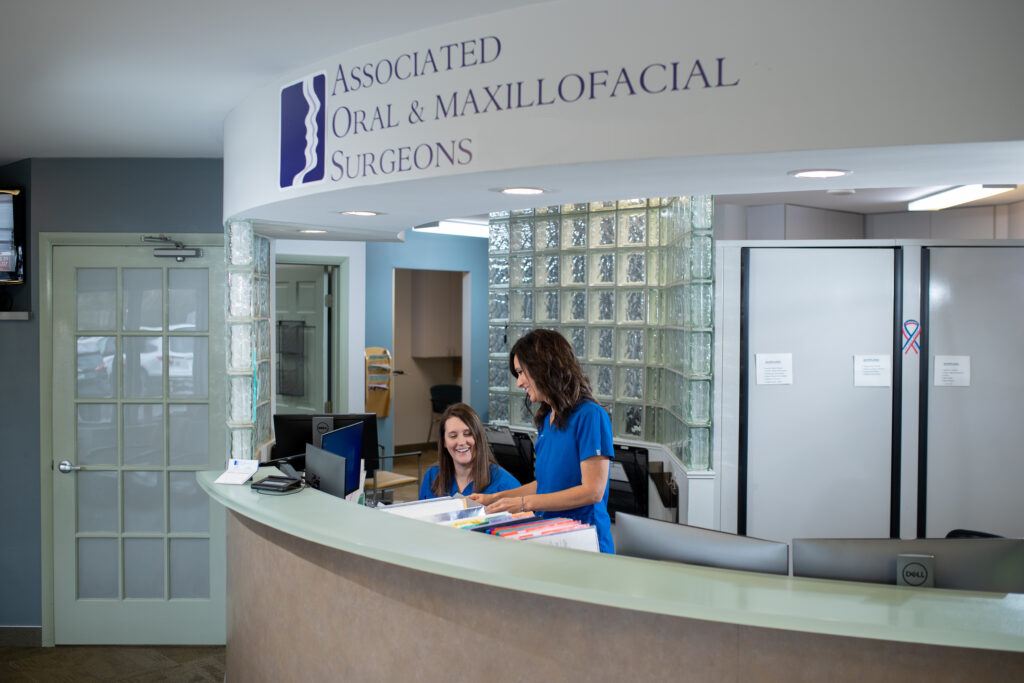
<box><xmin>534</xmin><ymin>399</ymin><xmax>615</xmax><ymax>553</ymax></box>
<box><xmin>418</xmin><ymin>462</ymin><xmax>521</xmax><ymax>500</ymax></box>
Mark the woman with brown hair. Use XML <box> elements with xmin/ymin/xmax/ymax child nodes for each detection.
<box><xmin>470</xmin><ymin>328</ymin><xmax>615</xmax><ymax>553</ymax></box>
<box><xmin>419</xmin><ymin>402</ymin><xmax>520</xmax><ymax>499</ymax></box>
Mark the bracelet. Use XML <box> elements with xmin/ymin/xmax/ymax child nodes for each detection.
<box><xmin>520</xmin><ymin>496</ymin><xmax>526</xmax><ymax>513</ymax></box>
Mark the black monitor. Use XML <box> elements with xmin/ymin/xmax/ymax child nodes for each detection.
<box><xmin>607</xmin><ymin>444</ymin><xmax>649</xmax><ymax>520</ymax></box>
<box><xmin>792</xmin><ymin>537</ymin><xmax>1024</xmax><ymax>593</ymax></box>
<box><xmin>484</xmin><ymin>425</ymin><xmax>535</xmax><ymax>484</ymax></box>
<box><xmin>304</xmin><ymin>443</ymin><xmax>349</xmax><ymax>499</ymax></box>
<box><xmin>269</xmin><ymin>413</ymin><xmax>379</xmax><ymax>473</ymax></box>
<box><xmin>615</xmin><ymin>513</ymin><xmax>790</xmax><ymax>575</ymax></box>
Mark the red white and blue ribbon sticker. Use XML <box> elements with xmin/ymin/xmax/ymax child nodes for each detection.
<box><xmin>902</xmin><ymin>319</ymin><xmax>921</xmax><ymax>354</ymax></box>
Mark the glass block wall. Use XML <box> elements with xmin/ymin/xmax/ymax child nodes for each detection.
<box><xmin>487</xmin><ymin>197</ymin><xmax>714</xmax><ymax>470</ymax></box>
<box><xmin>225</xmin><ymin>220</ymin><xmax>272</xmax><ymax>460</ymax></box>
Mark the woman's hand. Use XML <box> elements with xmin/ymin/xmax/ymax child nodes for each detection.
<box><xmin>483</xmin><ymin>495</ymin><xmax>527</xmax><ymax>515</ymax></box>
<box><xmin>468</xmin><ymin>492</ymin><xmax>494</xmax><ymax>507</ymax></box>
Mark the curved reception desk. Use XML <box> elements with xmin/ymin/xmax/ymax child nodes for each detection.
<box><xmin>198</xmin><ymin>471</ymin><xmax>1024</xmax><ymax>681</ymax></box>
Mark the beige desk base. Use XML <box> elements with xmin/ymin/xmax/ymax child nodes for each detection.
<box><xmin>226</xmin><ymin>511</ymin><xmax>1023</xmax><ymax>682</ymax></box>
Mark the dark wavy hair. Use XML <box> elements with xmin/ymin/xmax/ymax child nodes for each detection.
<box><xmin>509</xmin><ymin>328</ymin><xmax>593</xmax><ymax>430</ymax></box>
<box><xmin>431</xmin><ymin>402</ymin><xmax>496</xmax><ymax>497</ymax></box>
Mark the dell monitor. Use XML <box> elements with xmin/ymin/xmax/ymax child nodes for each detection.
<box><xmin>270</xmin><ymin>413</ymin><xmax>379</xmax><ymax>473</ymax></box>
<box><xmin>792</xmin><ymin>537</ymin><xmax>1024</xmax><ymax>593</ymax></box>
<box><xmin>615</xmin><ymin>513</ymin><xmax>789</xmax><ymax>575</ymax></box>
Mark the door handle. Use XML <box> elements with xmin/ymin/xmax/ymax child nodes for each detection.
<box><xmin>392</xmin><ymin>369</ymin><xmax>405</xmax><ymax>375</ymax></box>
<box><xmin>57</xmin><ymin>460</ymin><xmax>81</xmax><ymax>474</ymax></box>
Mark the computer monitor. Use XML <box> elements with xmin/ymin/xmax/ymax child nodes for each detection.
<box><xmin>485</xmin><ymin>425</ymin><xmax>535</xmax><ymax>484</ymax></box>
<box><xmin>270</xmin><ymin>413</ymin><xmax>379</xmax><ymax>473</ymax></box>
<box><xmin>304</xmin><ymin>443</ymin><xmax>349</xmax><ymax>499</ymax></box>
<box><xmin>792</xmin><ymin>537</ymin><xmax>1024</xmax><ymax>593</ymax></box>
<box><xmin>607</xmin><ymin>444</ymin><xmax>649</xmax><ymax>521</ymax></box>
<box><xmin>615</xmin><ymin>513</ymin><xmax>790</xmax><ymax>575</ymax></box>
<box><xmin>320</xmin><ymin>421</ymin><xmax>364</xmax><ymax>496</ymax></box>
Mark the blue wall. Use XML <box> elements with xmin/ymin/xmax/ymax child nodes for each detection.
<box><xmin>365</xmin><ymin>230</ymin><xmax>489</xmax><ymax>455</ymax></box>
<box><xmin>0</xmin><ymin>158</ymin><xmax>223</xmax><ymax>631</ymax></box>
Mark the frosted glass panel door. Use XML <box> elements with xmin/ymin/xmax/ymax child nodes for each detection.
<box><xmin>274</xmin><ymin>263</ymin><xmax>327</xmax><ymax>413</ymax></box>
<box><xmin>743</xmin><ymin>247</ymin><xmax>897</xmax><ymax>547</ymax></box>
<box><xmin>923</xmin><ymin>246</ymin><xmax>1024</xmax><ymax>538</ymax></box>
<box><xmin>52</xmin><ymin>244</ymin><xmax>225</xmax><ymax>644</ymax></box>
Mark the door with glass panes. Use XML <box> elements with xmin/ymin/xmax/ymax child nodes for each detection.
<box><xmin>52</xmin><ymin>243</ymin><xmax>225</xmax><ymax>644</ymax></box>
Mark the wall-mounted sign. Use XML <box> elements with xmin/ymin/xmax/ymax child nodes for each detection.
<box><xmin>756</xmin><ymin>353</ymin><xmax>792</xmax><ymax>385</ymax></box>
<box><xmin>854</xmin><ymin>355</ymin><xmax>891</xmax><ymax>387</ymax></box>
<box><xmin>934</xmin><ymin>355</ymin><xmax>970</xmax><ymax>387</ymax></box>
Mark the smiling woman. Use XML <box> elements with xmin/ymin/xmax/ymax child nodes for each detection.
<box><xmin>419</xmin><ymin>402</ymin><xmax>520</xmax><ymax>499</ymax></box>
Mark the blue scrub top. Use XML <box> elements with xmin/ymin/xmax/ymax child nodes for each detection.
<box><xmin>534</xmin><ymin>399</ymin><xmax>615</xmax><ymax>553</ymax></box>
<box><xmin>419</xmin><ymin>463</ymin><xmax>521</xmax><ymax>499</ymax></box>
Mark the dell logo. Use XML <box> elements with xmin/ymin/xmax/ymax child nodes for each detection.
<box><xmin>901</xmin><ymin>562</ymin><xmax>930</xmax><ymax>586</ymax></box>
<box><xmin>280</xmin><ymin>72</ymin><xmax>327</xmax><ymax>188</ymax></box>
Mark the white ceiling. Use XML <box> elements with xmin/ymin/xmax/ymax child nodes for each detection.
<box><xmin>2</xmin><ymin>0</ymin><xmax>1022</xmax><ymax>234</ymax></box>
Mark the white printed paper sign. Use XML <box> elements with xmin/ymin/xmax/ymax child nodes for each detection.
<box><xmin>854</xmin><ymin>355</ymin><xmax>891</xmax><ymax>387</ymax></box>
<box><xmin>934</xmin><ymin>355</ymin><xmax>970</xmax><ymax>387</ymax></box>
<box><xmin>756</xmin><ymin>353</ymin><xmax>793</xmax><ymax>385</ymax></box>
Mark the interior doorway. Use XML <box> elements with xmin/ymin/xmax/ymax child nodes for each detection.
<box><xmin>392</xmin><ymin>268</ymin><xmax>465</xmax><ymax>454</ymax></box>
<box><xmin>274</xmin><ymin>263</ymin><xmax>330</xmax><ymax>413</ymax></box>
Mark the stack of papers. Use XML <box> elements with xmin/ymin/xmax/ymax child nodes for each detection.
<box><xmin>375</xmin><ymin>496</ymin><xmax>599</xmax><ymax>552</ymax></box>
<box><xmin>470</xmin><ymin>516</ymin><xmax>599</xmax><ymax>551</ymax></box>
<box><xmin>378</xmin><ymin>495</ymin><xmax>480</xmax><ymax>520</ymax></box>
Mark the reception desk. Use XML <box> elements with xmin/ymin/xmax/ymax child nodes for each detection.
<box><xmin>198</xmin><ymin>471</ymin><xmax>1024</xmax><ymax>681</ymax></box>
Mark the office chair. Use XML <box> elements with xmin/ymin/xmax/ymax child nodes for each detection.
<box><xmin>945</xmin><ymin>528</ymin><xmax>1004</xmax><ymax>539</ymax></box>
<box><xmin>426</xmin><ymin>384</ymin><xmax>461</xmax><ymax>444</ymax></box>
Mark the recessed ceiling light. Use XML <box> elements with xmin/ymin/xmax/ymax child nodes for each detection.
<box><xmin>299</xmin><ymin>229</ymin><xmax>327</xmax><ymax>234</ymax></box>
<box><xmin>787</xmin><ymin>169</ymin><xmax>850</xmax><ymax>179</ymax></box>
<box><xmin>341</xmin><ymin>210</ymin><xmax>379</xmax><ymax>216</ymax></box>
<box><xmin>500</xmin><ymin>187</ymin><xmax>545</xmax><ymax>196</ymax></box>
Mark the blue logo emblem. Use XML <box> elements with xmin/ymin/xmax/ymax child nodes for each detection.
<box><xmin>280</xmin><ymin>72</ymin><xmax>326</xmax><ymax>188</ymax></box>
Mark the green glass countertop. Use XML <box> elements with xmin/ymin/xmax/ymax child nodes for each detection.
<box><xmin>198</xmin><ymin>470</ymin><xmax>1024</xmax><ymax>652</ymax></box>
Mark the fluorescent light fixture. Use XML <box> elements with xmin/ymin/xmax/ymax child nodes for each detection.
<box><xmin>413</xmin><ymin>220</ymin><xmax>488</xmax><ymax>238</ymax></box>
<box><xmin>299</xmin><ymin>229</ymin><xmax>327</xmax><ymax>234</ymax></box>
<box><xmin>500</xmin><ymin>187</ymin><xmax>545</xmax><ymax>196</ymax></box>
<box><xmin>787</xmin><ymin>169</ymin><xmax>850</xmax><ymax>179</ymax></box>
<box><xmin>907</xmin><ymin>185</ymin><xmax>1017</xmax><ymax>211</ymax></box>
<box><xmin>341</xmin><ymin>210</ymin><xmax>379</xmax><ymax>216</ymax></box>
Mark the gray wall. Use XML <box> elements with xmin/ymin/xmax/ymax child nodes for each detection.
<box><xmin>0</xmin><ymin>158</ymin><xmax>223</xmax><ymax>631</ymax></box>
<box><xmin>719</xmin><ymin>202</ymin><xmax>1024</xmax><ymax>241</ymax></box>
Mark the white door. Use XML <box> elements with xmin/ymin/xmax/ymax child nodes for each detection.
<box><xmin>52</xmin><ymin>243</ymin><xmax>225</xmax><ymax>644</ymax></box>
<box><xmin>743</xmin><ymin>247</ymin><xmax>898</xmax><ymax>545</ymax></box>
<box><xmin>923</xmin><ymin>246</ymin><xmax>1024</xmax><ymax>538</ymax></box>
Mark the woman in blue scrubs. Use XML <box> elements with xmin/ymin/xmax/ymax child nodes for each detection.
<box><xmin>420</xmin><ymin>402</ymin><xmax>520</xmax><ymax>499</ymax></box>
<box><xmin>470</xmin><ymin>329</ymin><xmax>615</xmax><ymax>553</ymax></box>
